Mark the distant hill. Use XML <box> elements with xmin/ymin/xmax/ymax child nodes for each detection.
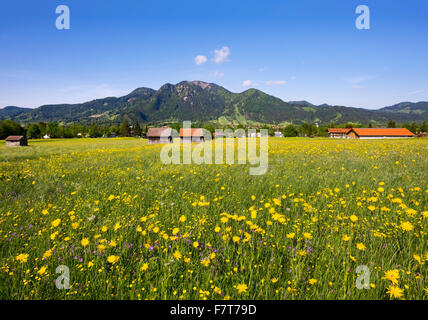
<box><xmin>378</xmin><ymin>102</ymin><xmax>428</xmax><ymax>117</ymax></box>
<box><xmin>287</xmin><ymin>100</ymin><xmax>316</xmax><ymax>107</ymax></box>
<box><xmin>1</xmin><ymin>81</ymin><xmax>427</xmax><ymax>125</ymax></box>
<box><xmin>0</xmin><ymin>106</ymin><xmax>32</xmax><ymax>119</ymax></box>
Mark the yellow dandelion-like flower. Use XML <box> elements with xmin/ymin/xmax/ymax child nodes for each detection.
<box><xmin>413</xmin><ymin>254</ymin><xmax>423</xmax><ymax>265</ymax></box>
<box><xmin>356</xmin><ymin>243</ymin><xmax>366</xmax><ymax>251</ymax></box>
<box><xmin>81</xmin><ymin>238</ymin><xmax>89</xmax><ymax>247</ymax></box>
<box><xmin>107</xmin><ymin>255</ymin><xmax>119</xmax><ymax>264</ymax></box>
<box><xmin>16</xmin><ymin>253</ymin><xmax>29</xmax><ymax>263</ymax></box>
<box><xmin>349</xmin><ymin>215</ymin><xmax>358</xmax><ymax>222</ymax></box>
<box><xmin>42</xmin><ymin>249</ymin><xmax>52</xmax><ymax>260</ymax></box>
<box><xmin>235</xmin><ymin>283</ymin><xmax>248</xmax><ymax>294</ymax></box>
<box><xmin>400</xmin><ymin>221</ymin><xmax>414</xmax><ymax>232</ymax></box>
<box><xmin>173</xmin><ymin>250</ymin><xmax>182</xmax><ymax>260</ymax></box>
<box><xmin>405</xmin><ymin>208</ymin><xmax>417</xmax><ymax>216</ymax></box>
<box><xmin>386</xmin><ymin>285</ymin><xmax>404</xmax><ymax>299</ymax></box>
<box><xmin>114</xmin><ymin>222</ymin><xmax>121</xmax><ymax>231</ymax></box>
<box><xmin>220</xmin><ymin>216</ymin><xmax>229</xmax><ymax>223</ymax></box>
<box><xmin>140</xmin><ymin>263</ymin><xmax>149</xmax><ymax>272</ymax></box>
<box><xmin>51</xmin><ymin>219</ymin><xmax>61</xmax><ymax>227</ymax></box>
<box><xmin>297</xmin><ymin>250</ymin><xmax>306</xmax><ymax>257</ymax></box>
<box><xmin>37</xmin><ymin>265</ymin><xmax>47</xmax><ymax>275</ymax></box>
<box><xmin>201</xmin><ymin>259</ymin><xmax>210</xmax><ymax>267</ymax></box>
<box><xmin>382</xmin><ymin>269</ymin><xmax>400</xmax><ymax>284</ymax></box>
<box><xmin>303</xmin><ymin>232</ymin><xmax>312</xmax><ymax>240</ymax></box>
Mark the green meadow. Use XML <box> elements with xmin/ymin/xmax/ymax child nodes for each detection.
<box><xmin>0</xmin><ymin>138</ymin><xmax>427</xmax><ymax>299</ymax></box>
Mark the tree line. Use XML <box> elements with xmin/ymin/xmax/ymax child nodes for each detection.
<box><xmin>1</xmin><ymin>119</ymin><xmax>427</xmax><ymax>140</ymax></box>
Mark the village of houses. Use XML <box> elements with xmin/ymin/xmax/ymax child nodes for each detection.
<box><xmin>4</xmin><ymin>126</ymin><xmax>418</xmax><ymax>147</ymax></box>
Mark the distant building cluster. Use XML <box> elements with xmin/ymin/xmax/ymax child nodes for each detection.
<box><xmin>2</xmin><ymin>127</ymin><xmax>419</xmax><ymax>147</ymax></box>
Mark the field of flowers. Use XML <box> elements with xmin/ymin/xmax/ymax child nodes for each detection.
<box><xmin>0</xmin><ymin>137</ymin><xmax>427</xmax><ymax>300</ymax></box>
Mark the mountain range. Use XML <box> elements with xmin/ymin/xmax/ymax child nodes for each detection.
<box><xmin>1</xmin><ymin>81</ymin><xmax>427</xmax><ymax>126</ymax></box>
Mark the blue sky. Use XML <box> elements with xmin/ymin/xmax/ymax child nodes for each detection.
<box><xmin>0</xmin><ymin>0</ymin><xmax>427</xmax><ymax>109</ymax></box>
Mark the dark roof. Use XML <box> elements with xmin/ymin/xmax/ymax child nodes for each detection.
<box><xmin>5</xmin><ymin>136</ymin><xmax>26</xmax><ymax>141</ymax></box>
<box><xmin>147</xmin><ymin>128</ymin><xmax>172</xmax><ymax>137</ymax></box>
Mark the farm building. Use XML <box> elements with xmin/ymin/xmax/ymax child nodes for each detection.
<box><xmin>5</xmin><ymin>136</ymin><xmax>28</xmax><ymax>146</ymax></box>
<box><xmin>180</xmin><ymin>128</ymin><xmax>205</xmax><ymax>143</ymax></box>
<box><xmin>328</xmin><ymin>128</ymin><xmax>351</xmax><ymax>138</ymax></box>
<box><xmin>346</xmin><ymin>128</ymin><xmax>415</xmax><ymax>139</ymax></box>
<box><xmin>146</xmin><ymin>127</ymin><xmax>173</xmax><ymax>144</ymax></box>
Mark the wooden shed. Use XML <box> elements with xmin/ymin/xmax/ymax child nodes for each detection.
<box><xmin>146</xmin><ymin>128</ymin><xmax>173</xmax><ymax>144</ymax></box>
<box><xmin>5</xmin><ymin>136</ymin><xmax>28</xmax><ymax>146</ymax></box>
<box><xmin>180</xmin><ymin>128</ymin><xmax>205</xmax><ymax>143</ymax></box>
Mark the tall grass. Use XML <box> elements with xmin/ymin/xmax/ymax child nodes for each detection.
<box><xmin>0</xmin><ymin>137</ymin><xmax>426</xmax><ymax>299</ymax></box>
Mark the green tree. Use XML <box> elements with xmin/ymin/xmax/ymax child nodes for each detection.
<box><xmin>282</xmin><ymin>124</ymin><xmax>298</xmax><ymax>137</ymax></box>
<box><xmin>387</xmin><ymin>120</ymin><xmax>396</xmax><ymax>128</ymax></box>
<box><xmin>133</xmin><ymin>121</ymin><xmax>142</xmax><ymax>137</ymax></box>
<box><xmin>88</xmin><ymin>124</ymin><xmax>102</xmax><ymax>138</ymax></box>
<box><xmin>25</xmin><ymin>124</ymin><xmax>40</xmax><ymax>139</ymax></box>
<box><xmin>202</xmin><ymin>123</ymin><xmax>215</xmax><ymax>136</ymax></box>
<box><xmin>0</xmin><ymin>120</ymin><xmax>24</xmax><ymax>139</ymax></box>
<box><xmin>119</xmin><ymin>120</ymin><xmax>130</xmax><ymax>137</ymax></box>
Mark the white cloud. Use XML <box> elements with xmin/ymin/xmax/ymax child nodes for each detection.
<box><xmin>213</xmin><ymin>46</ymin><xmax>231</xmax><ymax>64</ymax></box>
<box><xmin>194</xmin><ymin>55</ymin><xmax>207</xmax><ymax>65</ymax></box>
<box><xmin>212</xmin><ymin>71</ymin><xmax>224</xmax><ymax>77</ymax></box>
<box><xmin>409</xmin><ymin>89</ymin><xmax>425</xmax><ymax>95</ymax></box>
<box><xmin>291</xmin><ymin>76</ymin><xmax>297</xmax><ymax>80</ymax></box>
<box><xmin>242</xmin><ymin>80</ymin><xmax>255</xmax><ymax>87</ymax></box>
<box><xmin>266</xmin><ymin>80</ymin><xmax>287</xmax><ymax>86</ymax></box>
